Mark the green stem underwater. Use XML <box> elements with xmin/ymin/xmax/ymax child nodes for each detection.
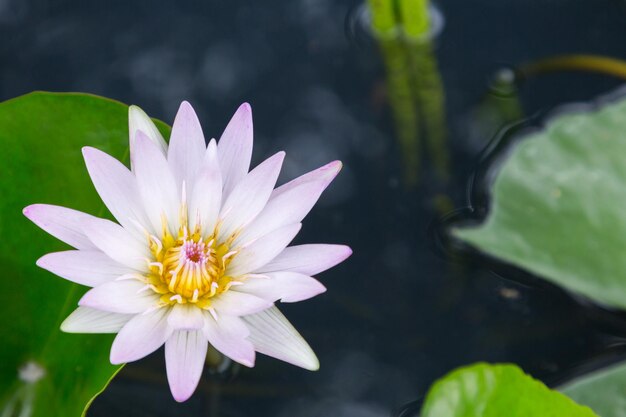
<box><xmin>367</xmin><ymin>0</ymin><xmax>397</xmax><ymax>35</ymax></box>
<box><xmin>398</xmin><ymin>0</ymin><xmax>431</xmax><ymax>38</ymax></box>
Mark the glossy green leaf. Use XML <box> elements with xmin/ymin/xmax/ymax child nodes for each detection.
<box><xmin>0</xmin><ymin>92</ymin><xmax>170</xmax><ymax>417</ymax></box>
<box><xmin>421</xmin><ymin>363</ymin><xmax>598</xmax><ymax>417</ymax></box>
<box><xmin>454</xmin><ymin>96</ymin><xmax>626</xmax><ymax>310</ymax></box>
<box><xmin>561</xmin><ymin>361</ymin><xmax>626</xmax><ymax>417</ymax></box>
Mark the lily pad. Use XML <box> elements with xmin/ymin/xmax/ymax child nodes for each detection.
<box><xmin>0</xmin><ymin>92</ymin><xmax>170</xmax><ymax>416</ymax></box>
<box><xmin>421</xmin><ymin>363</ymin><xmax>598</xmax><ymax>417</ymax></box>
<box><xmin>561</xmin><ymin>361</ymin><xmax>626</xmax><ymax>417</ymax></box>
<box><xmin>454</xmin><ymin>94</ymin><xmax>626</xmax><ymax>310</ymax></box>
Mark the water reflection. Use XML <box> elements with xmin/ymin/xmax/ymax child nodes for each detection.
<box><xmin>275</xmin><ymin>87</ymin><xmax>382</xmax><ymax>204</ymax></box>
<box><xmin>276</xmin><ymin>352</ymin><xmax>412</xmax><ymax>417</ymax></box>
<box><xmin>368</xmin><ymin>3</ymin><xmax>449</xmax><ymax>186</ymax></box>
<box><xmin>464</xmin><ymin>68</ymin><xmax>524</xmax><ymax>153</ymax></box>
<box><xmin>0</xmin><ymin>0</ymin><xmax>28</xmax><ymax>24</ymax></box>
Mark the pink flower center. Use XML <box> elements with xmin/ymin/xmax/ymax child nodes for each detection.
<box><xmin>181</xmin><ymin>241</ymin><xmax>207</xmax><ymax>264</ymax></box>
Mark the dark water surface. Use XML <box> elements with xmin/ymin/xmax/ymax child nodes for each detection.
<box><xmin>3</xmin><ymin>0</ymin><xmax>626</xmax><ymax>416</ymax></box>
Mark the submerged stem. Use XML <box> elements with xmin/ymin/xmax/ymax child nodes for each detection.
<box><xmin>367</xmin><ymin>0</ymin><xmax>397</xmax><ymax>35</ymax></box>
<box><xmin>398</xmin><ymin>0</ymin><xmax>431</xmax><ymax>38</ymax></box>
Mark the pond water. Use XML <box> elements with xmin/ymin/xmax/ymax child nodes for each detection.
<box><xmin>3</xmin><ymin>0</ymin><xmax>626</xmax><ymax>416</ymax></box>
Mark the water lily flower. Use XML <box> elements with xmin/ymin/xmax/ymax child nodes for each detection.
<box><xmin>23</xmin><ymin>102</ymin><xmax>351</xmax><ymax>402</ymax></box>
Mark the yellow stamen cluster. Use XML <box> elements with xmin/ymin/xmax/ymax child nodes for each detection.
<box><xmin>146</xmin><ymin>225</ymin><xmax>237</xmax><ymax>308</ymax></box>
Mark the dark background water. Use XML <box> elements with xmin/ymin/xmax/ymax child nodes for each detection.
<box><xmin>3</xmin><ymin>0</ymin><xmax>626</xmax><ymax>416</ymax></box>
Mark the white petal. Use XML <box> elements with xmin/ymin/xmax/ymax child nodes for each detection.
<box><xmin>188</xmin><ymin>139</ymin><xmax>222</xmax><ymax>234</ymax></box>
<box><xmin>23</xmin><ymin>204</ymin><xmax>98</xmax><ymax>250</ymax></box>
<box><xmin>167</xmin><ymin>101</ymin><xmax>207</xmax><ymax>191</ymax></box>
<box><xmin>61</xmin><ymin>306</ymin><xmax>132</xmax><ymax>333</ymax></box>
<box><xmin>81</xmin><ymin>216</ymin><xmax>150</xmax><ymax>270</ymax></box>
<box><xmin>79</xmin><ymin>280</ymin><xmax>159</xmax><ymax>314</ymax></box>
<box><xmin>234</xmin><ymin>180</ymin><xmax>325</xmax><ymax>247</ymax></box>
<box><xmin>227</xmin><ymin>223</ymin><xmax>301</xmax><ymax>277</ymax></box>
<box><xmin>131</xmin><ymin>130</ymin><xmax>180</xmax><ymax>236</ymax></box>
<box><xmin>202</xmin><ymin>313</ymin><xmax>255</xmax><ymax>367</ymax></box>
<box><xmin>167</xmin><ymin>304</ymin><xmax>205</xmax><ymax>330</ymax></box>
<box><xmin>210</xmin><ymin>291</ymin><xmax>273</xmax><ymax>316</ymax></box>
<box><xmin>238</xmin><ymin>272</ymin><xmax>326</xmax><ymax>303</ymax></box>
<box><xmin>271</xmin><ymin>160</ymin><xmax>342</xmax><ymax>199</ymax></box>
<box><xmin>217</xmin><ymin>103</ymin><xmax>253</xmax><ymax>199</ymax></box>
<box><xmin>258</xmin><ymin>244</ymin><xmax>352</xmax><ymax>276</ymax></box>
<box><xmin>37</xmin><ymin>250</ymin><xmax>134</xmax><ymax>287</ymax></box>
<box><xmin>128</xmin><ymin>105</ymin><xmax>168</xmax><ymax>159</ymax></box>
<box><xmin>165</xmin><ymin>330</ymin><xmax>208</xmax><ymax>402</ymax></box>
<box><xmin>110</xmin><ymin>307</ymin><xmax>172</xmax><ymax>364</ymax></box>
<box><xmin>82</xmin><ymin>146</ymin><xmax>152</xmax><ymax>237</ymax></box>
<box><xmin>242</xmin><ymin>306</ymin><xmax>319</xmax><ymax>370</ymax></box>
<box><xmin>218</xmin><ymin>152</ymin><xmax>285</xmax><ymax>242</ymax></box>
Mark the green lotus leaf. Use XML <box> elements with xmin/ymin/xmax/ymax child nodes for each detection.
<box><xmin>421</xmin><ymin>363</ymin><xmax>598</xmax><ymax>417</ymax></box>
<box><xmin>454</xmin><ymin>95</ymin><xmax>626</xmax><ymax>310</ymax></box>
<box><xmin>0</xmin><ymin>92</ymin><xmax>170</xmax><ymax>417</ymax></box>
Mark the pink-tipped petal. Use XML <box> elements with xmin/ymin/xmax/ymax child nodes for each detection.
<box><xmin>188</xmin><ymin>140</ymin><xmax>222</xmax><ymax>234</ymax></box>
<box><xmin>235</xmin><ymin>179</ymin><xmax>328</xmax><ymax>247</ymax></box>
<box><xmin>61</xmin><ymin>307</ymin><xmax>133</xmax><ymax>333</ymax></box>
<box><xmin>238</xmin><ymin>272</ymin><xmax>326</xmax><ymax>303</ymax></box>
<box><xmin>82</xmin><ymin>146</ymin><xmax>152</xmax><ymax>237</ymax></box>
<box><xmin>110</xmin><ymin>307</ymin><xmax>172</xmax><ymax>364</ymax></box>
<box><xmin>227</xmin><ymin>223</ymin><xmax>302</xmax><ymax>277</ymax></box>
<box><xmin>167</xmin><ymin>304</ymin><xmax>205</xmax><ymax>330</ymax></box>
<box><xmin>79</xmin><ymin>280</ymin><xmax>159</xmax><ymax>314</ymax></box>
<box><xmin>258</xmin><ymin>244</ymin><xmax>352</xmax><ymax>276</ymax></box>
<box><xmin>81</xmin><ymin>216</ymin><xmax>150</xmax><ymax>270</ymax></box>
<box><xmin>202</xmin><ymin>313</ymin><xmax>255</xmax><ymax>367</ymax></box>
<box><xmin>242</xmin><ymin>306</ymin><xmax>319</xmax><ymax>370</ymax></box>
<box><xmin>210</xmin><ymin>291</ymin><xmax>273</xmax><ymax>316</ymax></box>
<box><xmin>165</xmin><ymin>330</ymin><xmax>208</xmax><ymax>402</ymax></box>
<box><xmin>217</xmin><ymin>103</ymin><xmax>253</xmax><ymax>199</ymax></box>
<box><xmin>37</xmin><ymin>250</ymin><xmax>133</xmax><ymax>287</ymax></box>
<box><xmin>129</xmin><ymin>105</ymin><xmax>168</xmax><ymax>160</ymax></box>
<box><xmin>218</xmin><ymin>152</ymin><xmax>285</xmax><ymax>242</ymax></box>
<box><xmin>23</xmin><ymin>204</ymin><xmax>98</xmax><ymax>250</ymax></box>
<box><xmin>271</xmin><ymin>160</ymin><xmax>342</xmax><ymax>199</ymax></box>
<box><xmin>270</xmin><ymin>273</ymin><xmax>326</xmax><ymax>303</ymax></box>
<box><xmin>132</xmin><ymin>131</ymin><xmax>181</xmax><ymax>235</ymax></box>
<box><xmin>168</xmin><ymin>101</ymin><xmax>207</xmax><ymax>191</ymax></box>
